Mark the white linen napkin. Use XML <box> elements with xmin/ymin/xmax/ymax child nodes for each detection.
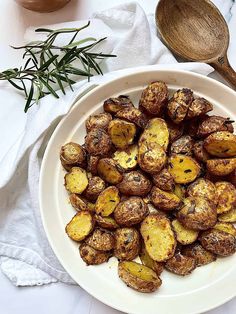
<box><xmin>0</xmin><ymin>1</ymin><xmax>235</xmax><ymax>286</ymax></box>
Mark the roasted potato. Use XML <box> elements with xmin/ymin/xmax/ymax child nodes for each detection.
<box><xmin>79</xmin><ymin>243</ymin><xmax>111</xmax><ymax>265</ymax></box>
<box><xmin>206</xmin><ymin>158</ymin><xmax>236</xmax><ymax>176</ymax></box>
<box><xmin>187</xmin><ymin>178</ymin><xmax>216</xmax><ymax>204</ymax></box>
<box><xmin>114</xmin><ymin>197</ymin><xmax>148</xmax><ymax>226</ymax></box>
<box><xmin>95</xmin><ymin>214</ymin><xmax>120</xmax><ymax>229</ymax></box>
<box><xmin>87</xmin><ymin>155</ymin><xmax>100</xmax><ymax>175</ymax></box>
<box><xmin>83</xmin><ymin>176</ymin><xmax>106</xmax><ymax>201</ymax></box>
<box><xmin>167</xmin><ymin>88</ymin><xmax>193</xmax><ymax>124</ymax></box>
<box><xmin>138</xmin><ymin>141</ymin><xmax>167</xmax><ymax>174</ymax></box>
<box><xmin>197</xmin><ymin>116</ymin><xmax>234</xmax><ymax>138</ymax></box>
<box><xmin>186</xmin><ymin>97</ymin><xmax>213</xmax><ymax>120</ymax></box>
<box><xmin>213</xmin><ymin>222</ymin><xmax>236</xmax><ymax>237</ymax></box>
<box><xmin>139</xmin><ymin>118</ymin><xmax>169</xmax><ymax>151</ymax></box>
<box><xmin>86</xmin><ymin>112</ymin><xmax>112</xmax><ymax>132</ymax></box>
<box><xmin>140</xmin><ymin>214</ymin><xmax>176</xmax><ymax>262</ymax></box>
<box><xmin>117</xmin><ymin>171</ymin><xmax>152</xmax><ymax>196</ymax></box>
<box><xmin>182</xmin><ymin>242</ymin><xmax>216</xmax><ymax>266</ymax></box>
<box><xmin>114</xmin><ymin>228</ymin><xmax>140</xmax><ymax>260</ymax></box>
<box><xmin>64</xmin><ymin>167</ymin><xmax>88</xmax><ymax>194</ymax></box>
<box><xmin>150</xmin><ymin>186</ymin><xmax>181</xmax><ymax>211</ymax></box>
<box><xmin>174</xmin><ymin>184</ymin><xmax>186</xmax><ymax>200</ymax></box>
<box><xmin>165</xmin><ymin>251</ymin><xmax>196</xmax><ymax>276</ymax></box>
<box><xmin>152</xmin><ymin>168</ymin><xmax>175</xmax><ymax>191</ymax></box>
<box><xmin>199</xmin><ymin>229</ymin><xmax>236</xmax><ymax>256</ymax></box>
<box><xmin>69</xmin><ymin>194</ymin><xmax>95</xmax><ymax>212</ymax></box>
<box><xmin>218</xmin><ymin>208</ymin><xmax>236</xmax><ymax>223</ymax></box>
<box><xmin>215</xmin><ymin>181</ymin><xmax>236</xmax><ymax>214</ymax></box>
<box><xmin>168</xmin><ymin>154</ymin><xmax>201</xmax><ymax>184</ymax></box>
<box><xmin>139</xmin><ymin>245</ymin><xmax>164</xmax><ymax>275</ymax></box>
<box><xmin>118</xmin><ymin>261</ymin><xmax>162</xmax><ymax>293</ymax></box>
<box><xmin>139</xmin><ymin>81</ymin><xmax>168</xmax><ymax>116</ymax></box>
<box><xmin>193</xmin><ymin>140</ymin><xmax>210</xmax><ymax>162</ymax></box>
<box><xmin>95</xmin><ymin>186</ymin><xmax>120</xmax><ymax>217</ymax></box>
<box><xmin>177</xmin><ymin>197</ymin><xmax>217</xmax><ymax>230</ymax></box>
<box><xmin>166</xmin><ymin>119</ymin><xmax>184</xmax><ymax>143</ymax></box>
<box><xmin>227</xmin><ymin>169</ymin><xmax>236</xmax><ymax>187</ymax></box>
<box><xmin>170</xmin><ymin>135</ymin><xmax>194</xmax><ymax>156</ymax></box>
<box><xmin>108</xmin><ymin>119</ymin><xmax>136</xmax><ymax>149</ymax></box>
<box><xmin>66</xmin><ymin>211</ymin><xmax>94</xmax><ymax>241</ymax></box>
<box><xmin>115</xmin><ymin>107</ymin><xmax>148</xmax><ymax>129</ymax></box>
<box><xmin>85</xmin><ymin>228</ymin><xmax>115</xmax><ymax>251</ymax></box>
<box><xmin>97</xmin><ymin>158</ymin><xmax>123</xmax><ymax>184</ymax></box>
<box><xmin>85</xmin><ymin>128</ymin><xmax>112</xmax><ymax>156</ymax></box>
<box><xmin>103</xmin><ymin>95</ymin><xmax>134</xmax><ymax>114</ymax></box>
<box><xmin>113</xmin><ymin>144</ymin><xmax>138</xmax><ymax>172</ymax></box>
<box><xmin>171</xmin><ymin>219</ymin><xmax>199</xmax><ymax>245</ymax></box>
<box><xmin>204</xmin><ymin>131</ymin><xmax>236</xmax><ymax>157</ymax></box>
<box><xmin>60</xmin><ymin>142</ymin><xmax>87</xmax><ymax>171</ymax></box>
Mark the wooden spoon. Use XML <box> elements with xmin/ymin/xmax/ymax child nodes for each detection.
<box><xmin>156</xmin><ymin>0</ymin><xmax>236</xmax><ymax>88</ymax></box>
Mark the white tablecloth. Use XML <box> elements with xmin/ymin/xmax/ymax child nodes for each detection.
<box><xmin>0</xmin><ymin>0</ymin><xmax>235</xmax><ymax>313</ymax></box>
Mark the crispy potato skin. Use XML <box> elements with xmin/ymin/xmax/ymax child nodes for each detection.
<box><xmin>186</xmin><ymin>97</ymin><xmax>213</xmax><ymax>120</ymax></box>
<box><xmin>66</xmin><ymin>211</ymin><xmax>94</xmax><ymax>242</ymax></box>
<box><xmin>177</xmin><ymin>197</ymin><xmax>217</xmax><ymax>230</ymax></box>
<box><xmin>199</xmin><ymin>229</ymin><xmax>236</xmax><ymax>256</ymax></box>
<box><xmin>85</xmin><ymin>228</ymin><xmax>115</xmax><ymax>251</ymax></box>
<box><xmin>140</xmin><ymin>245</ymin><xmax>164</xmax><ymax>275</ymax></box>
<box><xmin>86</xmin><ymin>112</ymin><xmax>112</xmax><ymax>132</ymax></box>
<box><xmin>197</xmin><ymin>116</ymin><xmax>234</xmax><ymax>138</ymax></box>
<box><xmin>152</xmin><ymin>168</ymin><xmax>175</xmax><ymax>191</ymax></box>
<box><xmin>182</xmin><ymin>242</ymin><xmax>216</xmax><ymax>266</ymax></box>
<box><xmin>165</xmin><ymin>252</ymin><xmax>196</xmax><ymax>276</ymax></box>
<box><xmin>79</xmin><ymin>243</ymin><xmax>111</xmax><ymax>265</ymax></box>
<box><xmin>113</xmin><ymin>145</ymin><xmax>138</xmax><ymax>172</ymax></box>
<box><xmin>139</xmin><ymin>81</ymin><xmax>168</xmax><ymax>116</ymax></box>
<box><xmin>69</xmin><ymin>194</ymin><xmax>95</xmax><ymax>212</ymax></box>
<box><xmin>118</xmin><ymin>261</ymin><xmax>162</xmax><ymax>293</ymax></box>
<box><xmin>103</xmin><ymin>95</ymin><xmax>134</xmax><ymax>114</ymax></box>
<box><xmin>64</xmin><ymin>167</ymin><xmax>88</xmax><ymax>194</ymax></box>
<box><xmin>84</xmin><ymin>176</ymin><xmax>106</xmax><ymax>201</ymax></box>
<box><xmin>114</xmin><ymin>197</ymin><xmax>148</xmax><ymax>226</ymax></box>
<box><xmin>150</xmin><ymin>186</ymin><xmax>182</xmax><ymax>211</ymax></box>
<box><xmin>108</xmin><ymin>119</ymin><xmax>136</xmax><ymax>149</ymax></box>
<box><xmin>115</xmin><ymin>107</ymin><xmax>148</xmax><ymax>129</ymax></box>
<box><xmin>218</xmin><ymin>208</ymin><xmax>236</xmax><ymax>223</ymax></box>
<box><xmin>60</xmin><ymin>142</ymin><xmax>87</xmax><ymax>171</ymax></box>
<box><xmin>85</xmin><ymin>128</ymin><xmax>112</xmax><ymax>156</ymax></box>
<box><xmin>171</xmin><ymin>219</ymin><xmax>199</xmax><ymax>245</ymax></box>
<box><xmin>95</xmin><ymin>186</ymin><xmax>120</xmax><ymax>217</ymax></box>
<box><xmin>174</xmin><ymin>184</ymin><xmax>186</xmax><ymax>200</ymax></box>
<box><xmin>170</xmin><ymin>135</ymin><xmax>194</xmax><ymax>156</ymax></box>
<box><xmin>97</xmin><ymin>158</ymin><xmax>123</xmax><ymax>184</ymax></box>
<box><xmin>213</xmin><ymin>222</ymin><xmax>236</xmax><ymax>237</ymax></box>
<box><xmin>117</xmin><ymin>171</ymin><xmax>152</xmax><ymax>196</ymax></box>
<box><xmin>193</xmin><ymin>140</ymin><xmax>210</xmax><ymax>162</ymax></box>
<box><xmin>187</xmin><ymin>178</ymin><xmax>216</xmax><ymax>205</ymax></box>
<box><xmin>114</xmin><ymin>228</ymin><xmax>140</xmax><ymax>260</ymax></box>
<box><xmin>204</xmin><ymin>131</ymin><xmax>236</xmax><ymax>157</ymax></box>
<box><xmin>94</xmin><ymin>214</ymin><xmax>120</xmax><ymax>229</ymax></box>
<box><xmin>227</xmin><ymin>169</ymin><xmax>236</xmax><ymax>187</ymax></box>
<box><xmin>166</xmin><ymin>119</ymin><xmax>184</xmax><ymax>143</ymax></box>
<box><xmin>215</xmin><ymin>181</ymin><xmax>236</xmax><ymax>214</ymax></box>
<box><xmin>87</xmin><ymin>155</ymin><xmax>100</xmax><ymax>175</ymax></box>
<box><xmin>207</xmin><ymin>158</ymin><xmax>236</xmax><ymax>176</ymax></box>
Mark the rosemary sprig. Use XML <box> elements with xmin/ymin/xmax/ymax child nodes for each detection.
<box><xmin>0</xmin><ymin>21</ymin><xmax>116</xmax><ymax>112</ymax></box>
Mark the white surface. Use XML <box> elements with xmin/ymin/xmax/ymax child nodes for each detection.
<box><xmin>0</xmin><ymin>0</ymin><xmax>235</xmax><ymax>314</ymax></box>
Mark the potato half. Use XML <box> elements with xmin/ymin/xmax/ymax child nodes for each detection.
<box><xmin>113</xmin><ymin>144</ymin><xmax>138</xmax><ymax>171</ymax></box>
<box><xmin>108</xmin><ymin>119</ymin><xmax>136</xmax><ymax>149</ymax></box>
<box><xmin>85</xmin><ymin>128</ymin><xmax>112</xmax><ymax>156</ymax></box>
<box><xmin>86</xmin><ymin>112</ymin><xmax>112</xmax><ymax>132</ymax></box>
<box><xmin>79</xmin><ymin>243</ymin><xmax>111</xmax><ymax>265</ymax></box>
<box><xmin>64</xmin><ymin>167</ymin><xmax>88</xmax><ymax>194</ymax></box>
<box><xmin>193</xmin><ymin>140</ymin><xmax>210</xmax><ymax>162</ymax></box>
<box><xmin>66</xmin><ymin>211</ymin><xmax>94</xmax><ymax>242</ymax></box>
<box><xmin>187</xmin><ymin>178</ymin><xmax>216</xmax><ymax>205</ymax></box>
<box><xmin>150</xmin><ymin>186</ymin><xmax>182</xmax><ymax>211</ymax></box>
<box><xmin>60</xmin><ymin>142</ymin><xmax>87</xmax><ymax>171</ymax></box>
<box><xmin>95</xmin><ymin>186</ymin><xmax>120</xmax><ymax>217</ymax></box>
<box><xmin>95</xmin><ymin>214</ymin><xmax>120</xmax><ymax>229</ymax></box>
<box><xmin>103</xmin><ymin>95</ymin><xmax>134</xmax><ymax>114</ymax></box>
<box><xmin>152</xmin><ymin>168</ymin><xmax>175</xmax><ymax>191</ymax></box>
<box><xmin>204</xmin><ymin>131</ymin><xmax>236</xmax><ymax>157</ymax></box>
<box><xmin>165</xmin><ymin>252</ymin><xmax>196</xmax><ymax>276</ymax></box>
<box><xmin>215</xmin><ymin>181</ymin><xmax>236</xmax><ymax>214</ymax></box>
<box><xmin>114</xmin><ymin>228</ymin><xmax>140</xmax><ymax>260</ymax></box>
<box><xmin>140</xmin><ymin>245</ymin><xmax>164</xmax><ymax>275</ymax></box>
<box><xmin>197</xmin><ymin>115</ymin><xmax>234</xmax><ymax>138</ymax></box>
<box><xmin>213</xmin><ymin>222</ymin><xmax>236</xmax><ymax>237</ymax></box>
<box><xmin>186</xmin><ymin>97</ymin><xmax>213</xmax><ymax>120</ymax></box>
<box><xmin>171</xmin><ymin>219</ymin><xmax>199</xmax><ymax>245</ymax></box>
<box><xmin>97</xmin><ymin>158</ymin><xmax>123</xmax><ymax>184</ymax></box>
<box><xmin>84</xmin><ymin>176</ymin><xmax>106</xmax><ymax>202</ymax></box>
<box><xmin>85</xmin><ymin>228</ymin><xmax>115</xmax><ymax>251</ymax></box>
<box><xmin>182</xmin><ymin>243</ymin><xmax>216</xmax><ymax>266</ymax></box>
<box><xmin>170</xmin><ymin>135</ymin><xmax>194</xmax><ymax>156</ymax></box>
<box><xmin>115</xmin><ymin>107</ymin><xmax>148</xmax><ymax>129</ymax></box>
<box><xmin>218</xmin><ymin>208</ymin><xmax>236</xmax><ymax>223</ymax></box>
<box><xmin>69</xmin><ymin>194</ymin><xmax>95</xmax><ymax>212</ymax></box>
<box><xmin>117</xmin><ymin>171</ymin><xmax>152</xmax><ymax>196</ymax></box>
<box><xmin>207</xmin><ymin>158</ymin><xmax>236</xmax><ymax>176</ymax></box>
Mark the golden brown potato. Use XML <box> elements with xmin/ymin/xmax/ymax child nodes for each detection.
<box><xmin>206</xmin><ymin>158</ymin><xmax>236</xmax><ymax>176</ymax></box>
<box><xmin>83</xmin><ymin>176</ymin><xmax>106</xmax><ymax>201</ymax></box>
<box><xmin>171</xmin><ymin>219</ymin><xmax>199</xmax><ymax>245</ymax></box>
<box><xmin>182</xmin><ymin>242</ymin><xmax>216</xmax><ymax>266</ymax></box>
<box><xmin>187</xmin><ymin>178</ymin><xmax>216</xmax><ymax>204</ymax></box>
<box><xmin>69</xmin><ymin>194</ymin><xmax>95</xmax><ymax>212</ymax></box>
<box><xmin>193</xmin><ymin>140</ymin><xmax>210</xmax><ymax>162</ymax></box>
<box><xmin>139</xmin><ymin>118</ymin><xmax>169</xmax><ymax>151</ymax></box>
<box><xmin>103</xmin><ymin>95</ymin><xmax>134</xmax><ymax>114</ymax></box>
<box><xmin>108</xmin><ymin>119</ymin><xmax>136</xmax><ymax>149</ymax></box>
<box><xmin>152</xmin><ymin>168</ymin><xmax>175</xmax><ymax>191</ymax></box>
<box><xmin>115</xmin><ymin>107</ymin><xmax>148</xmax><ymax>129</ymax></box>
<box><xmin>186</xmin><ymin>97</ymin><xmax>213</xmax><ymax>120</ymax></box>
<box><xmin>66</xmin><ymin>211</ymin><xmax>94</xmax><ymax>242</ymax></box>
<box><xmin>197</xmin><ymin>116</ymin><xmax>234</xmax><ymax>138</ymax></box>
<box><xmin>85</xmin><ymin>228</ymin><xmax>115</xmax><ymax>251</ymax></box>
<box><xmin>87</xmin><ymin>155</ymin><xmax>100</xmax><ymax>175</ymax></box>
<box><xmin>79</xmin><ymin>243</ymin><xmax>111</xmax><ymax>265</ymax></box>
<box><xmin>170</xmin><ymin>135</ymin><xmax>194</xmax><ymax>156</ymax></box>
<box><xmin>138</xmin><ymin>141</ymin><xmax>167</xmax><ymax>174</ymax></box>
<box><xmin>97</xmin><ymin>158</ymin><xmax>123</xmax><ymax>184</ymax></box>
<box><xmin>204</xmin><ymin>131</ymin><xmax>236</xmax><ymax>157</ymax></box>
<box><xmin>140</xmin><ymin>214</ymin><xmax>176</xmax><ymax>262</ymax></box>
<box><xmin>95</xmin><ymin>186</ymin><xmax>120</xmax><ymax>217</ymax></box>
<box><xmin>199</xmin><ymin>229</ymin><xmax>236</xmax><ymax>256</ymax></box>
<box><xmin>168</xmin><ymin>154</ymin><xmax>201</xmax><ymax>184</ymax></box>
<box><xmin>174</xmin><ymin>184</ymin><xmax>186</xmax><ymax>200</ymax></box>
<box><xmin>139</xmin><ymin>245</ymin><xmax>164</xmax><ymax>275</ymax></box>
<box><xmin>86</xmin><ymin>112</ymin><xmax>112</xmax><ymax>132</ymax></box>
<box><xmin>218</xmin><ymin>208</ymin><xmax>236</xmax><ymax>223</ymax></box>
<box><xmin>215</xmin><ymin>181</ymin><xmax>236</xmax><ymax>214</ymax></box>
<box><xmin>113</xmin><ymin>144</ymin><xmax>138</xmax><ymax>172</ymax></box>
<box><xmin>64</xmin><ymin>167</ymin><xmax>88</xmax><ymax>194</ymax></box>
<box><xmin>118</xmin><ymin>261</ymin><xmax>162</xmax><ymax>293</ymax></box>
<box><xmin>117</xmin><ymin>171</ymin><xmax>152</xmax><ymax>196</ymax></box>
<box><xmin>165</xmin><ymin>251</ymin><xmax>196</xmax><ymax>276</ymax></box>
<box><xmin>85</xmin><ymin>128</ymin><xmax>112</xmax><ymax>156</ymax></box>
<box><xmin>167</xmin><ymin>88</ymin><xmax>193</xmax><ymax>124</ymax></box>
<box><xmin>60</xmin><ymin>142</ymin><xmax>87</xmax><ymax>171</ymax></box>
<box><xmin>213</xmin><ymin>222</ymin><xmax>236</xmax><ymax>237</ymax></box>
<box><xmin>114</xmin><ymin>228</ymin><xmax>140</xmax><ymax>260</ymax></box>
<box><xmin>166</xmin><ymin>119</ymin><xmax>184</xmax><ymax>143</ymax></box>
<box><xmin>114</xmin><ymin>197</ymin><xmax>148</xmax><ymax>226</ymax></box>
<box><xmin>139</xmin><ymin>81</ymin><xmax>168</xmax><ymax>116</ymax></box>
<box><xmin>177</xmin><ymin>197</ymin><xmax>217</xmax><ymax>230</ymax></box>
<box><xmin>95</xmin><ymin>214</ymin><xmax>120</xmax><ymax>229</ymax></box>
<box><xmin>150</xmin><ymin>186</ymin><xmax>182</xmax><ymax>211</ymax></box>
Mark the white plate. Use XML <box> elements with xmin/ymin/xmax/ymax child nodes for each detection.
<box><xmin>39</xmin><ymin>69</ymin><xmax>236</xmax><ymax>314</ymax></box>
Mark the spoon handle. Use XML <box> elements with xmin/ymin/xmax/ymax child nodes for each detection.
<box><xmin>210</xmin><ymin>55</ymin><xmax>236</xmax><ymax>90</ymax></box>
